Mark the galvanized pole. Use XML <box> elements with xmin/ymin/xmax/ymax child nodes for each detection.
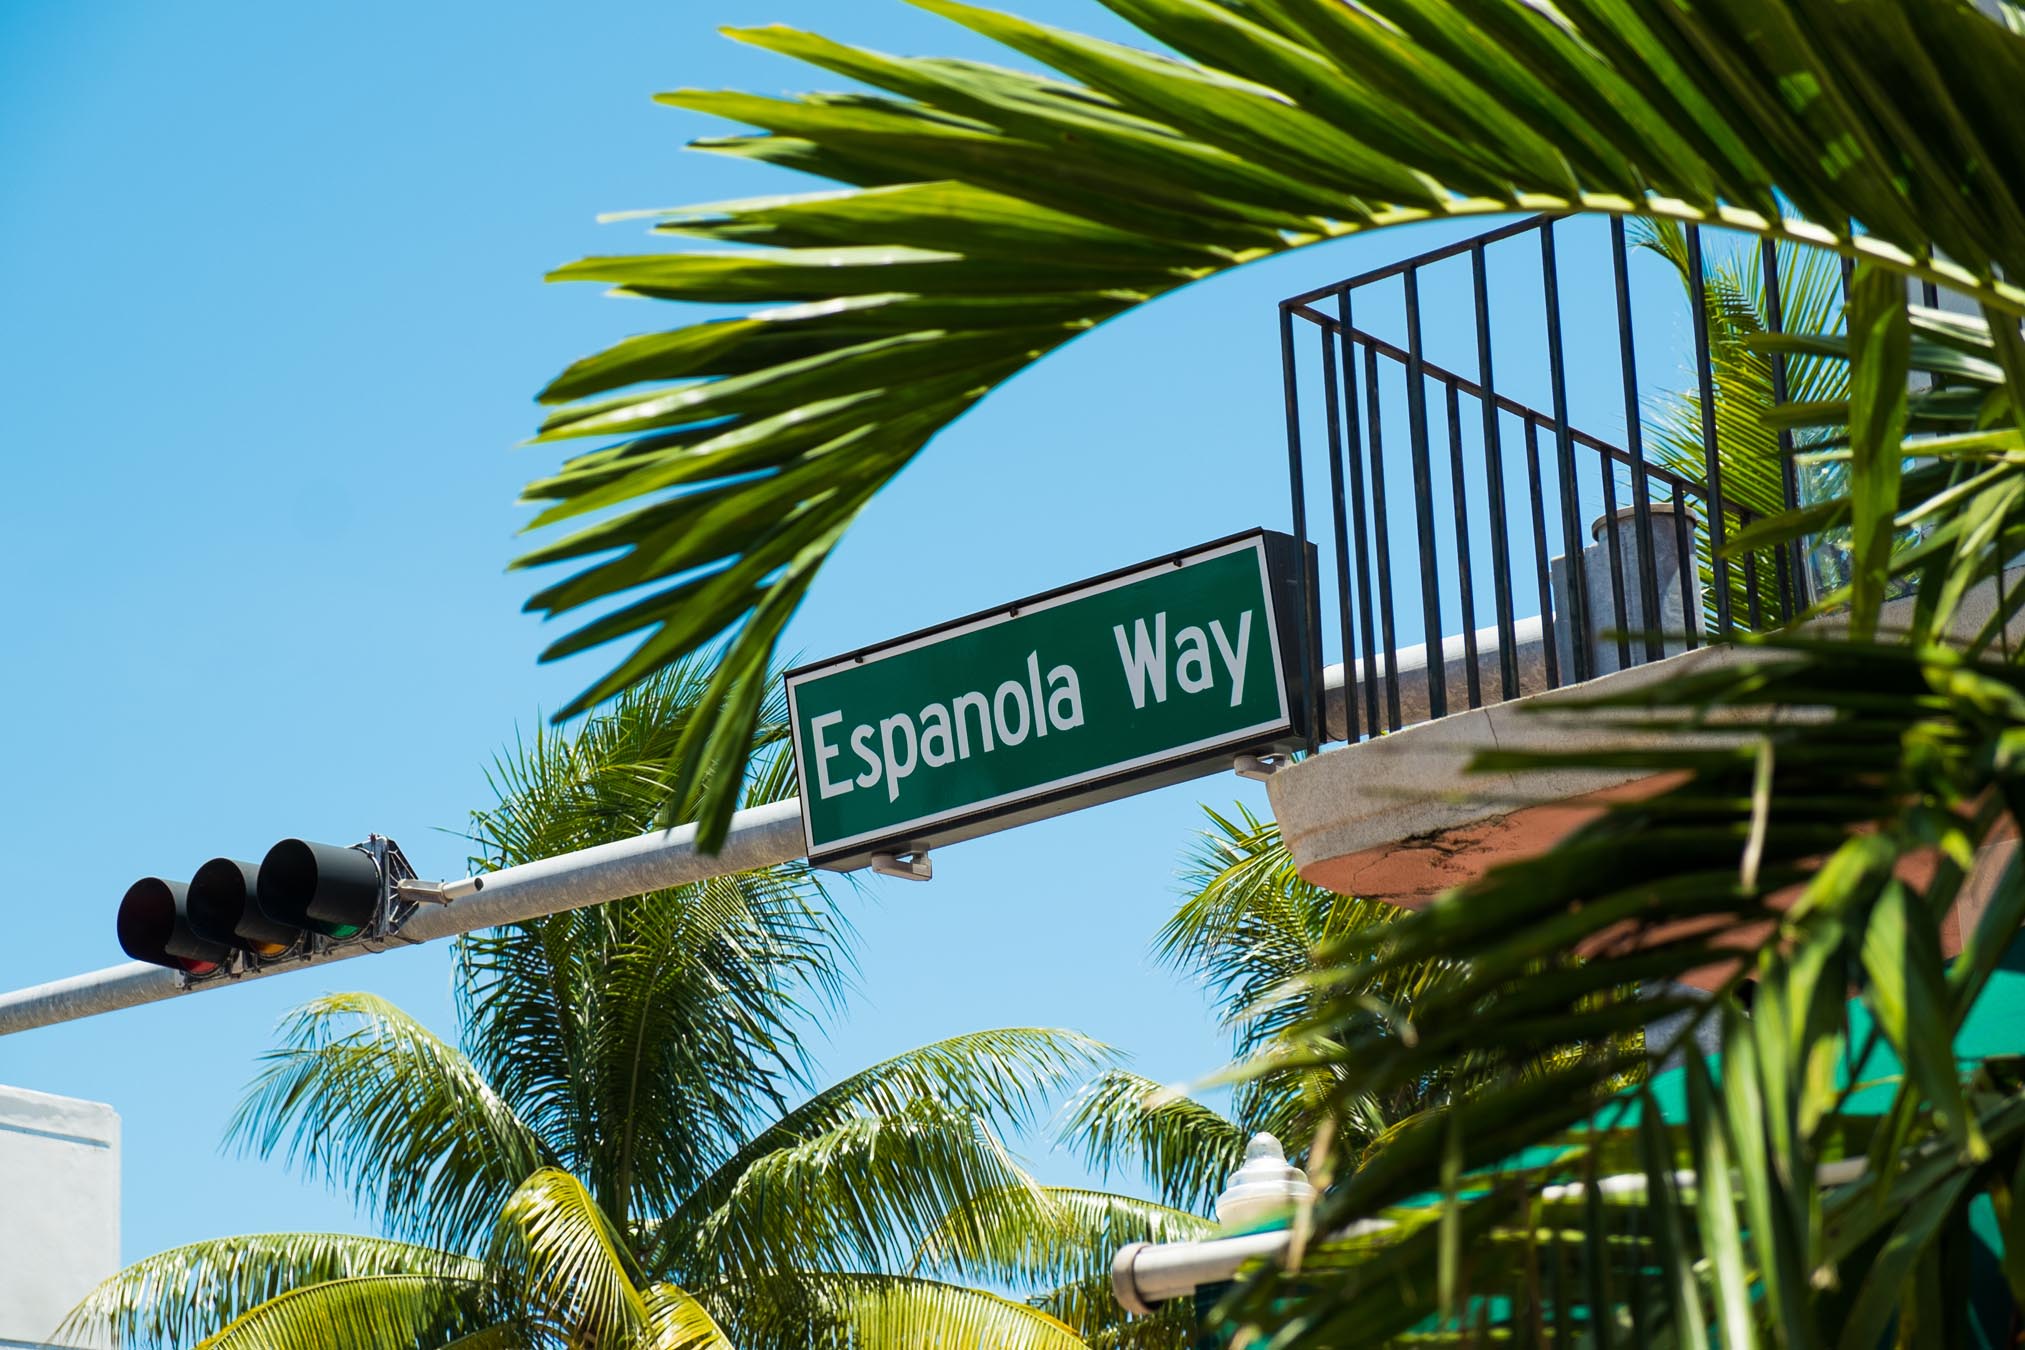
<box><xmin>0</xmin><ymin>663</ymin><xmax>1366</xmax><ymax>1039</ymax></box>
<box><xmin>0</xmin><ymin>800</ymin><xmax>806</xmax><ymax>1037</ymax></box>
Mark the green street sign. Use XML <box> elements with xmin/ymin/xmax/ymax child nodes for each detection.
<box><xmin>786</xmin><ymin>530</ymin><xmax>1315</xmax><ymax>869</ymax></box>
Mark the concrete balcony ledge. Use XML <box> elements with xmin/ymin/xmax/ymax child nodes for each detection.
<box><xmin>1279</xmin><ymin>643</ymin><xmax>1755</xmax><ymax>906</ymax></box>
<box><xmin>1275</xmin><ymin>580</ymin><xmax>2017</xmax><ymax>908</ymax></box>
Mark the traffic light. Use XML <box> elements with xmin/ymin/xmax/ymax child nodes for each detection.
<box><xmin>255</xmin><ymin>839</ymin><xmax>382</xmax><ymax>940</ymax></box>
<box><xmin>116</xmin><ymin>877</ymin><xmax>230</xmax><ymax>975</ymax></box>
<box><xmin>187</xmin><ymin>857</ymin><xmax>298</xmax><ymax>958</ymax></box>
<box><xmin>116</xmin><ymin>836</ymin><xmax>415</xmax><ymax>975</ymax></box>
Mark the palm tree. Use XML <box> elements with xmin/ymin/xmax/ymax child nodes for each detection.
<box><xmin>1629</xmin><ymin>219</ymin><xmax>1851</xmax><ymax>627</ymax></box>
<box><xmin>59</xmin><ymin>658</ymin><xmax>1114</xmax><ymax>1349</ymax></box>
<box><xmin>496</xmin><ymin>3</ymin><xmax>2025</xmax><ymax>1339</ymax></box>
<box><xmin>1065</xmin><ymin>805</ymin><xmax>1449</xmax><ymax>1199</ymax></box>
<box><xmin>510</xmin><ymin>0</ymin><xmax>2025</xmax><ymax>848</ymax></box>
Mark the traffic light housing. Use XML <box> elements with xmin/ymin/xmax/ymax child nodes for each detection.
<box><xmin>187</xmin><ymin>857</ymin><xmax>299</xmax><ymax>958</ymax></box>
<box><xmin>256</xmin><ymin>839</ymin><xmax>381</xmax><ymax>940</ymax></box>
<box><xmin>116</xmin><ymin>836</ymin><xmax>416</xmax><ymax>976</ymax></box>
<box><xmin>116</xmin><ymin>878</ymin><xmax>229</xmax><ymax>975</ymax></box>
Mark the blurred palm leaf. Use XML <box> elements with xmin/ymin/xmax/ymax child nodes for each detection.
<box><xmin>522</xmin><ymin>0</ymin><xmax>2025</xmax><ymax>845</ymax></box>
<box><xmin>1201</xmin><ymin>271</ymin><xmax>2025</xmax><ymax>1342</ymax></box>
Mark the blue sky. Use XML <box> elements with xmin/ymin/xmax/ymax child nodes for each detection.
<box><xmin>0</xmin><ymin>0</ymin><xmax>1710</xmax><ymax>1268</ymax></box>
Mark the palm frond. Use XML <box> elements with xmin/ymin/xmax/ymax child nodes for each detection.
<box><xmin>718</xmin><ymin>1272</ymin><xmax>1091</xmax><ymax>1350</ymax></box>
<box><xmin>1631</xmin><ymin>217</ymin><xmax>1853</xmax><ymax>626</ymax></box>
<box><xmin>913</xmin><ymin>1183</ymin><xmax>1213</xmax><ymax>1289</ymax></box>
<box><xmin>1166</xmin><ymin>804</ymin><xmax>1419</xmax><ymax>1054</ymax></box>
<box><xmin>653</xmin><ymin>1026</ymin><xmax>1110</xmax><ymax>1274</ymax></box>
<box><xmin>642</xmin><ymin>1283</ymin><xmax>739</xmax><ymax>1350</ymax></box>
<box><xmin>684</xmin><ymin>1097</ymin><xmax>1044</xmax><ymax>1284</ymax></box>
<box><xmin>521</xmin><ymin>0</ymin><xmax>2025</xmax><ymax>841</ymax></box>
<box><xmin>227</xmin><ymin>992</ymin><xmax>550</xmax><ymax>1254</ymax></box>
<box><xmin>1057</xmin><ymin>1068</ymin><xmax>1250</xmax><ymax>1215</ymax></box>
<box><xmin>59</xmin><ymin>1233</ymin><xmax>480</xmax><ymax>1350</ymax></box>
<box><xmin>193</xmin><ymin>1274</ymin><xmax>492</xmax><ymax>1350</ymax></box>
<box><xmin>489</xmin><ymin>1167</ymin><xmax>651</xmax><ymax>1346</ymax></box>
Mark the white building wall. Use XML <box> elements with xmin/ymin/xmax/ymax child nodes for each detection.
<box><xmin>0</xmin><ymin>1087</ymin><xmax>118</xmax><ymax>1350</ymax></box>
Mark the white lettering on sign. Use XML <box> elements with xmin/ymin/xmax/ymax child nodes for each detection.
<box><xmin>806</xmin><ymin>606</ymin><xmax>1251</xmax><ymax>810</ymax></box>
<box><xmin>810</xmin><ymin>654</ymin><xmax>1088</xmax><ymax>802</ymax></box>
<box><xmin>1111</xmin><ymin>610</ymin><xmax>1254</xmax><ymax>710</ymax></box>
<box><xmin>1211</xmin><ymin>612</ymin><xmax>1251</xmax><ymax>708</ymax></box>
<box><xmin>1113</xmin><ymin>614</ymin><xmax>1168</xmax><ymax>710</ymax></box>
<box><xmin>812</xmin><ymin>711</ymin><xmax>850</xmax><ymax>799</ymax></box>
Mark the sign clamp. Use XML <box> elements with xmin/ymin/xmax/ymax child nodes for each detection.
<box><xmin>870</xmin><ymin>851</ymin><xmax>933</xmax><ymax>882</ymax></box>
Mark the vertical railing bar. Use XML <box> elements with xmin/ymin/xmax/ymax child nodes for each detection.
<box><xmin>1920</xmin><ymin>280</ymin><xmax>1943</xmax><ymax>394</ymax></box>
<box><xmin>1672</xmin><ymin>480</ymin><xmax>1700</xmax><ymax>651</ymax></box>
<box><xmin>1685</xmin><ymin>224</ymin><xmax>1735</xmax><ymax>639</ymax></box>
<box><xmin>1337</xmin><ymin>292</ymin><xmax>1383</xmax><ymax>740</ymax></box>
<box><xmin>1318</xmin><ymin>321</ymin><xmax>1359</xmax><ymax>744</ymax></box>
<box><xmin>1445</xmin><ymin>382</ymin><xmax>1483</xmax><ymax>707</ymax></box>
<box><xmin>1596</xmin><ymin>431</ymin><xmax>1632</xmax><ymax>670</ymax></box>
<box><xmin>1741</xmin><ymin>508</ymin><xmax>1764</xmax><ymax>629</ymax></box>
<box><xmin>1611</xmin><ymin>218</ymin><xmax>1664</xmax><ymax>663</ymax></box>
<box><xmin>1401</xmin><ymin>267</ymin><xmax>1449</xmax><ymax>720</ymax></box>
<box><xmin>1278</xmin><ymin>305</ymin><xmax>1322</xmax><ymax>751</ymax></box>
<box><xmin>1525</xmin><ymin>420</ymin><xmax>1561</xmax><ymax>688</ymax></box>
<box><xmin>1364</xmin><ymin>342</ymin><xmax>1404</xmax><ymax>731</ymax></box>
<box><xmin>1471</xmin><ymin>243</ymin><xmax>1521</xmax><ymax>701</ymax></box>
<box><xmin>1540</xmin><ymin>219</ymin><xmax>1592</xmax><ymax>683</ymax></box>
<box><xmin>1761</xmin><ymin>239</ymin><xmax>1808</xmax><ymax>620</ymax></box>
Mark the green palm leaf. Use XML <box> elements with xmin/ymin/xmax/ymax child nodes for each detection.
<box><xmin>685</xmin><ymin>1097</ymin><xmax>1046</xmax><ymax>1283</ymax></box>
<box><xmin>490</xmin><ymin>1167</ymin><xmax>651</xmax><ymax>1346</ymax></box>
<box><xmin>1059</xmin><ymin>1068</ymin><xmax>1251</xmax><ymax>1215</ymax></box>
<box><xmin>59</xmin><ymin>1234</ymin><xmax>480</xmax><ymax>1350</ymax></box>
<box><xmin>642</xmin><ymin>1283</ymin><xmax>739</xmax><ymax>1350</ymax></box>
<box><xmin>227</xmin><ymin>992</ymin><xmax>551</xmax><ymax>1254</ymax></box>
<box><xmin>913</xmin><ymin>1183</ymin><xmax>1214</xmax><ymax>1288</ymax></box>
<box><xmin>651</xmin><ymin>1026</ymin><xmax>1110</xmax><ymax>1275</ymax></box>
<box><xmin>456</xmin><ymin>655</ymin><xmax>844</xmax><ymax>1226</ymax></box>
<box><xmin>721</xmin><ymin>1271</ymin><xmax>1092</xmax><ymax>1350</ymax></box>
<box><xmin>522</xmin><ymin>0</ymin><xmax>2025</xmax><ymax>843</ymax></box>
<box><xmin>193</xmin><ymin>1273</ymin><xmax>493</xmax><ymax>1350</ymax></box>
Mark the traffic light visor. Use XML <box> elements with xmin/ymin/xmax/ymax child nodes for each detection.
<box><xmin>257</xmin><ymin>839</ymin><xmax>378</xmax><ymax>939</ymax></box>
<box><xmin>188</xmin><ymin>857</ymin><xmax>298</xmax><ymax>957</ymax></box>
<box><xmin>116</xmin><ymin>877</ymin><xmax>227</xmax><ymax>974</ymax></box>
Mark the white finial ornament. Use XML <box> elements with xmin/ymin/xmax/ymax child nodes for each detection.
<box><xmin>1213</xmin><ymin>1132</ymin><xmax>1315</xmax><ymax>1230</ymax></box>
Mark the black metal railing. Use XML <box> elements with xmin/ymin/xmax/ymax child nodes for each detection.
<box><xmin>1280</xmin><ymin>213</ymin><xmax>1820</xmax><ymax>747</ymax></box>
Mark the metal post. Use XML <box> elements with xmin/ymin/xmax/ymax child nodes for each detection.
<box><xmin>0</xmin><ymin>800</ymin><xmax>808</xmax><ymax>1036</ymax></box>
<box><xmin>1760</xmin><ymin>240</ymin><xmax>1808</xmax><ymax>617</ymax></box>
<box><xmin>1686</xmin><ymin>225</ymin><xmax>1734</xmax><ymax>637</ymax></box>
<box><xmin>1319</xmin><ymin>323</ymin><xmax>1358</xmax><ymax>742</ymax></box>
<box><xmin>1540</xmin><ymin>221</ymin><xmax>1592</xmax><ymax>682</ymax></box>
<box><xmin>1335</xmin><ymin>294</ymin><xmax>1383</xmax><ymax>741</ymax></box>
<box><xmin>1471</xmin><ymin>244</ymin><xmax>1521</xmax><ymax>700</ymax></box>
<box><xmin>1279</xmin><ymin>306</ymin><xmax>1323</xmax><ymax>752</ymax></box>
<box><xmin>1364</xmin><ymin>343</ymin><xmax>1404</xmax><ymax>730</ymax></box>
<box><xmin>1401</xmin><ymin>267</ymin><xmax>1448</xmax><ymax>719</ymax></box>
<box><xmin>1611</xmin><ymin>218</ymin><xmax>1664</xmax><ymax>663</ymax></box>
<box><xmin>1444</xmin><ymin>382</ymin><xmax>1482</xmax><ymax>707</ymax></box>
